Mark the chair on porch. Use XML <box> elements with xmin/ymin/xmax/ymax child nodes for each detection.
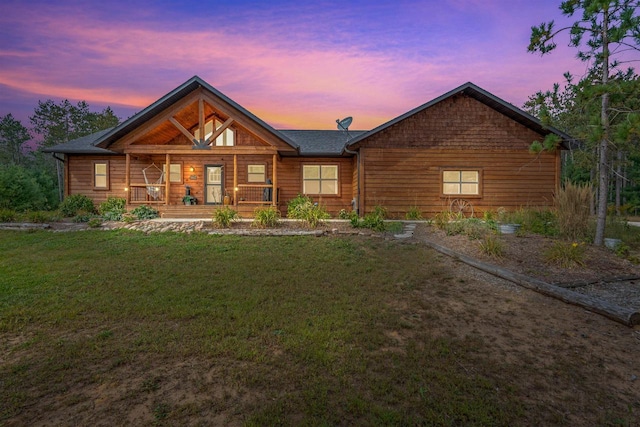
<box><xmin>142</xmin><ymin>163</ymin><xmax>165</xmax><ymax>200</ymax></box>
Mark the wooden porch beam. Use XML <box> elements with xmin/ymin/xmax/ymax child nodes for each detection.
<box><xmin>125</xmin><ymin>145</ymin><xmax>279</xmax><ymax>155</ymax></box>
<box><xmin>198</xmin><ymin>98</ymin><xmax>205</xmax><ymax>146</ymax></box>
<box><xmin>169</xmin><ymin>117</ymin><xmax>197</xmax><ymax>145</ymax></box>
<box><xmin>165</xmin><ymin>153</ymin><xmax>170</xmax><ymax>205</ymax></box>
<box><xmin>125</xmin><ymin>153</ymin><xmax>131</xmax><ymax>204</ymax></box>
<box><xmin>272</xmin><ymin>154</ymin><xmax>277</xmax><ymax>207</ymax></box>
<box><xmin>233</xmin><ymin>154</ymin><xmax>238</xmax><ymax>207</ymax></box>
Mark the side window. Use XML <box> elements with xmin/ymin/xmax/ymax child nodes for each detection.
<box><xmin>248</xmin><ymin>164</ymin><xmax>266</xmax><ymax>183</ymax></box>
<box><xmin>303</xmin><ymin>165</ymin><xmax>338</xmax><ymax>195</ymax></box>
<box><xmin>93</xmin><ymin>161</ymin><xmax>109</xmax><ymax>190</ymax></box>
<box><xmin>162</xmin><ymin>163</ymin><xmax>183</xmax><ymax>184</ymax></box>
<box><xmin>442</xmin><ymin>170</ymin><xmax>480</xmax><ymax>195</ymax></box>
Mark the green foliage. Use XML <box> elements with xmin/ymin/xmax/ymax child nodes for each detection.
<box><xmin>26</xmin><ymin>211</ymin><xmax>50</xmax><ymax>223</ymax></box>
<box><xmin>0</xmin><ymin>208</ymin><xmax>16</xmax><ymax>222</ymax></box>
<box><xmin>98</xmin><ymin>197</ymin><xmax>126</xmax><ymax>221</ymax></box>
<box><xmin>287</xmin><ymin>194</ymin><xmax>330</xmax><ymax>228</ymax></box>
<box><xmin>350</xmin><ymin>207</ymin><xmax>387</xmax><ymax>232</ymax></box>
<box><xmin>59</xmin><ymin>194</ymin><xmax>96</xmax><ymax>217</ymax></box>
<box><xmin>72</xmin><ymin>211</ymin><xmax>96</xmax><ymax>223</ymax></box>
<box><xmin>131</xmin><ymin>205</ymin><xmax>159</xmax><ymax>220</ymax></box>
<box><xmin>30</xmin><ymin>99</ymin><xmax>119</xmax><ymax>148</ymax></box>
<box><xmin>544</xmin><ymin>241</ymin><xmax>586</xmax><ymax>268</ymax></box>
<box><xmin>405</xmin><ymin>206</ymin><xmax>423</xmax><ymax>220</ymax></box>
<box><xmin>0</xmin><ymin>114</ymin><xmax>31</xmax><ymax>165</ymax></box>
<box><xmin>87</xmin><ymin>218</ymin><xmax>103</xmax><ymax>228</ymax></box>
<box><xmin>253</xmin><ymin>206</ymin><xmax>280</xmax><ymax>228</ymax></box>
<box><xmin>479</xmin><ymin>235</ymin><xmax>504</xmax><ymax>258</ymax></box>
<box><xmin>0</xmin><ymin>164</ymin><xmax>51</xmax><ymax>211</ymax></box>
<box><xmin>212</xmin><ymin>206</ymin><xmax>239</xmax><ymax>228</ymax></box>
<box><xmin>338</xmin><ymin>209</ymin><xmax>356</xmax><ymax>220</ymax></box>
<box><xmin>515</xmin><ymin>208</ymin><xmax>558</xmax><ymax>237</ymax></box>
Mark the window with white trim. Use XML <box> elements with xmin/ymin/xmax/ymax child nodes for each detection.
<box><xmin>247</xmin><ymin>164</ymin><xmax>266</xmax><ymax>183</ymax></box>
<box><xmin>442</xmin><ymin>170</ymin><xmax>479</xmax><ymax>195</ymax></box>
<box><xmin>93</xmin><ymin>161</ymin><xmax>109</xmax><ymax>190</ymax></box>
<box><xmin>303</xmin><ymin>165</ymin><xmax>338</xmax><ymax>195</ymax></box>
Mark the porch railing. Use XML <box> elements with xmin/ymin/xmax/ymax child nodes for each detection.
<box><xmin>128</xmin><ymin>183</ymin><xmax>166</xmax><ymax>204</ymax></box>
<box><xmin>235</xmin><ymin>184</ymin><xmax>277</xmax><ymax>205</ymax></box>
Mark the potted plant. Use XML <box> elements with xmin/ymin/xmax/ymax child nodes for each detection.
<box><xmin>182</xmin><ymin>195</ymin><xmax>196</xmax><ymax>205</ymax></box>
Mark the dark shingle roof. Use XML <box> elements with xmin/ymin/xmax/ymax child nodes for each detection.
<box><xmin>42</xmin><ymin>128</ymin><xmax>116</xmax><ymax>154</ymax></box>
<box><xmin>280</xmin><ymin>130</ymin><xmax>366</xmax><ymax>156</ymax></box>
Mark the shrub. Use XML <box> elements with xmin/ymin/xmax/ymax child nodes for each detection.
<box><xmin>405</xmin><ymin>206</ymin><xmax>423</xmax><ymax>220</ymax></box>
<box><xmin>253</xmin><ymin>206</ymin><xmax>280</xmax><ymax>228</ymax></box>
<box><xmin>433</xmin><ymin>211</ymin><xmax>461</xmax><ymax>231</ymax></box>
<box><xmin>518</xmin><ymin>208</ymin><xmax>558</xmax><ymax>237</ymax></box>
<box><xmin>72</xmin><ymin>211</ymin><xmax>96</xmax><ymax>223</ymax></box>
<box><xmin>87</xmin><ymin>218</ymin><xmax>103</xmax><ymax>228</ymax></box>
<box><xmin>212</xmin><ymin>206</ymin><xmax>239</xmax><ymax>228</ymax></box>
<box><xmin>0</xmin><ymin>208</ymin><xmax>16</xmax><ymax>222</ymax></box>
<box><xmin>287</xmin><ymin>194</ymin><xmax>330</xmax><ymax>228</ymax></box>
<box><xmin>0</xmin><ymin>164</ymin><xmax>49</xmax><ymax>211</ymax></box>
<box><xmin>479</xmin><ymin>234</ymin><xmax>504</xmax><ymax>258</ymax></box>
<box><xmin>338</xmin><ymin>209</ymin><xmax>356</xmax><ymax>220</ymax></box>
<box><xmin>555</xmin><ymin>181</ymin><xmax>592</xmax><ymax>240</ymax></box>
<box><xmin>350</xmin><ymin>207</ymin><xmax>387</xmax><ymax>232</ymax></box>
<box><xmin>99</xmin><ymin>197</ymin><xmax>127</xmax><ymax>221</ymax></box>
<box><xmin>59</xmin><ymin>194</ymin><xmax>96</xmax><ymax>217</ymax></box>
<box><xmin>26</xmin><ymin>211</ymin><xmax>50</xmax><ymax>223</ymax></box>
<box><xmin>544</xmin><ymin>241</ymin><xmax>586</xmax><ymax>268</ymax></box>
<box><xmin>131</xmin><ymin>205</ymin><xmax>159</xmax><ymax>220</ymax></box>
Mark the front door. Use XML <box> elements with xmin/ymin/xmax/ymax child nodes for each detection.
<box><xmin>205</xmin><ymin>165</ymin><xmax>223</xmax><ymax>204</ymax></box>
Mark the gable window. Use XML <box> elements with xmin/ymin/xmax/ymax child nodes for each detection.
<box><xmin>162</xmin><ymin>163</ymin><xmax>183</xmax><ymax>184</ymax></box>
<box><xmin>93</xmin><ymin>161</ymin><xmax>109</xmax><ymax>190</ymax></box>
<box><xmin>442</xmin><ymin>170</ymin><xmax>480</xmax><ymax>195</ymax></box>
<box><xmin>248</xmin><ymin>164</ymin><xmax>266</xmax><ymax>183</ymax></box>
<box><xmin>303</xmin><ymin>165</ymin><xmax>338</xmax><ymax>195</ymax></box>
<box><xmin>194</xmin><ymin>120</ymin><xmax>235</xmax><ymax>146</ymax></box>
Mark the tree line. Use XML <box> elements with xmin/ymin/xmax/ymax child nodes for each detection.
<box><xmin>0</xmin><ymin>100</ymin><xmax>119</xmax><ymax>211</ymax></box>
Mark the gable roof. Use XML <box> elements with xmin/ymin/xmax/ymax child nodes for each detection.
<box><xmin>45</xmin><ymin>76</ymin><xmax>300</xmax><ymax>154</ymax></box>
<box><xmin>42</xmin><ymin>128</ymin><xmax>117</xmax><ymax>154</ymax></box>
<box><xmin>346</xmin><ymin>82</ymin><xmax>573</xmax><ymax>149</ymax></box>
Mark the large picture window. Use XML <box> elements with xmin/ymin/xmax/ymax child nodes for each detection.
<box><xmin>303</xmin><ymin>165</ymin><xmax>338</xmax><ymax>195</ymax></box>
<box><xmin>93</xmin><ymin>161</ymin><xmax>109</xmax><ymax>190</ymax></box>
<box><xmin>442</xmin><ymin>170</ymin><xmax>480</xmax><ymax>195</ymax></box>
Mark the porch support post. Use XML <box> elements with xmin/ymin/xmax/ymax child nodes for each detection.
<box><xmin>125</xmin><ymin>153</ymin><xmax>131</xmax><ymax>204</ymax></box>
<box><xmin>165</xmin><ymin>153</ymin><xmax>170</xmax><ymax>205</ymax></box>
<box><xmin>272</xmin><ymin>154</ymin><xmax>277</xmax><ymax>207</ymax></box>
<box><xmin>233</xmin><ymin>154</ymin><xmax>238</xmax><ymax>207</ymax></box>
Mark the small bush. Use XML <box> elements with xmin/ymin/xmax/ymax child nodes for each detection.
<box><xmin>87</xmin><ymin>218</ymin><xmax>103</xmax><ymax>228</ymax></box>
<box><xmin>544</xmin><ymin>241</ymin><xmax>586</xmax><ymax>268</ymax></box>
<box><xmin>338</xmin><ymin>209</ymin><xmax>356</xmax><ymax>220</ymax></box>
<box><xmin>479</xmin><ymin>234</ymin><xmax>504</xmax><ymax>258</ymax></box>
<box><xmin>26</xmin><ymin>211</ymin><xmax>50</xmax><ymax>223</ymax></box>
<box><xmin>372</xmin><ymin>205</ymin><xmax>387</xmax><ymax>219</ymax></box>
<box><xmin>433</xmin><ymin>211</ymin><xmax>461</xmax><ymax>230</ymax></box>
<box><xmin>131</xmin><ymin>205</ymin><xmax>159</xmax><ymax>220</ymax></box>
<box><xmin>405</xmin><ymin>206</ymin><xmax>423</xmax><ymax>220</ymax></box>
<box><xmin>350</xmin><ymin>208</ymin><xmax>387</xmax><ymax>232</ymax></box>
<box><xmin>99</xmin><ymin>197</ymin><xmax>127</xmax><ymax>221</ymax></box>
<box><xmin>253</xmin><ymin>206</ymin><xmax>280</xmax><ymax>228</ymax></box>
<box><xmin>212</xmin><ymin>206</ymin><xmax>239</xmax><ymax>228</ymax></box>
<box><xmin>59</xmin><ymin>194</ymin><xmax>96</xmax><ymax>217</ymax></box>
<box><xmin>72</xmin><ymin>211</ymin><xmax>96</xmax><ymax>223</ymax></box>
<box><xmin>555</xmin><ymin>181</ymin><xmax>592</xmax><ymax>240</ymax></box>
<box><xmin>0</xmin><ymin>208</ymin><xmax>16</xmax><ymax>222</ymax></box>
<box><xmin>518</xmin><ymin>208</ymin><xmax>558</xmax><ymax>236</ymax></box>
<box><xmin>287</xmin><ymin>194</ymin><xmax>330</xmax><ymax>228</ymax></box>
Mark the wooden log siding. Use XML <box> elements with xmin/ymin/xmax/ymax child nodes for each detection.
<box><xmin>357</xmin><ymin>93</ymin><xmax>561</xmax><ymax>217</ymax></box>
<box><xmin>67</xmin><ymin>155</ymin><xmax>128</xmax><ymax>203</ymax></box>
<box><xmin>277</xmin><ymin>157</ymin><xmax>354</xmax><ymax>216</ymax></box>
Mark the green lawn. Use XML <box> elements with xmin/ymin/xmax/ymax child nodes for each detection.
<box><xmin>0</xmin><ymin>230</ymin><xmax>635</xmax><ymax>425</ymax></box>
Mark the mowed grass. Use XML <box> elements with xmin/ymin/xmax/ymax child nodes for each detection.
<box><xmin>1</xmin><ymin>230</ymin><xmax>527</xmax><ymax>424</ymax></box>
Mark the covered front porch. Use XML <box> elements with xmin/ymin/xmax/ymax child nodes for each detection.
<box><xmin>122</xmin><ymin>147</ymin><xmax>280</xmax><ymax>212</ymax></box>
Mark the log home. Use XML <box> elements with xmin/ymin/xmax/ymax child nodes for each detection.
<box><xmin>43</xmin><ymin>76</ymin><xmax>569</xmax><ymax>218</ymax></box>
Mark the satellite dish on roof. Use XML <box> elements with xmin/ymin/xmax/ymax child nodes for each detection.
<box><xmin>336</xmin><ymin>116</ymin><xmax>353</xmax><ymax>131</ymax></box>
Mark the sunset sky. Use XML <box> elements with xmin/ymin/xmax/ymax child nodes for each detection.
<box><xmin>0</xmin><ymin>0</ymin><xmax>610</xmax><ymax>131</ymax></box>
